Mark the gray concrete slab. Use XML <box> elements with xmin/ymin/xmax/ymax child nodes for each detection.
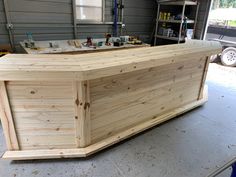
<box><xmin>0</xmin><ymin>63</ymin><xmax>236</xmax><ymax>177</ymax></box>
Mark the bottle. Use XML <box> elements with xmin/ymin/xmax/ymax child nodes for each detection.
<box><xmin>164</xmin><ymin>13</ymin><xmax>167</xmax><ymax>20</ymax></box>
<box><xmin>159</xmin><ymin>12</ymin><xmax>163</xmax><ymax>20</ymax></box>
<box><xmin>167</xmin><ymin>13</ymin><xmax>171</xmax><ymax>20</ymax></box>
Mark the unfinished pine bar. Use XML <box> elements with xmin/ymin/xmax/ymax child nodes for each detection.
<box><xmin>0</xmin><ymin>40</ymin><xmax>221</xmax><ymax>160</ymax></box>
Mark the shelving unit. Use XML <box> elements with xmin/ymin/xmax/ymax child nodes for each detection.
<box><xmin>154</xmin><ymin>0</ymin><xmax>200</xmax><ymax>45</ymax></box>
<box><xmin>155</xmin><ymin>34</ymin><xmax>185</xmax><ymax>42</ymax></box>
<box><xmin>158</xmin><ymin>19</ymin><xmax>195</xmax><ymax>23</ymax></box>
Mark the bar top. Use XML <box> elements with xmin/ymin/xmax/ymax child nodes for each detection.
<box><xmin>0</xmin><ymin>40</ymin><xmax>221</xmax><ymax>81</ymax></box>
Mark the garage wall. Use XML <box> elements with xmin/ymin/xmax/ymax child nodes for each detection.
<box><xmin>77</xmin><ymin>0</ymin><xmax>156</xmax><ymax>42</ymax></box>
<box><xmin>0</xmin><ymin>0</ymin><xmax>155</xmax><ymax>47</ymax></box>
<box><xmin>0</xmin><ymin>0</ymin><xmax>212</xmax><ymax>48</ymax></box>
<box><xmin>123</xmin><ymin>0</ymin><xmax>156</xmax><ymax>43</ymax></box>
<box><xmin>6</xmin><ymin>0</ymin><xmax>74</xmax><ymax>43</ymax></box>
<box><xmin>0</xmin><ymin>0</ymin><xmax>9</xmax><ymax>44</ymax></box>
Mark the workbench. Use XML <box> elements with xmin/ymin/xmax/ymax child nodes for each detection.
<box><xmin>20</xmin><ymin>39</ymin><xmax>150</xmax><ymax>54</ymax></box>
<box><xmin>0</xmin><ymin>40</ymin><xmax>221</xmax><ymax>160</ymax></box>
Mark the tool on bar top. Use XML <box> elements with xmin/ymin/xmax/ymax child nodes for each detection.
<box><xmin>68</xmin><ymin>40</ymin><xmax>81</xmax><ymax>48</ymax></box>
<box><xmin>127</xmin><ymin>36</ymin><xmax>142</xmax><ymax>45</ymax></box>
<box><xmin>86</xmin><ymin>37</ymin><xmax>93</xmax><ymax>47</ymax></box>
<box><xmin>81</xmin><ymin>37</ymin><xmax>96</xmax><ymax>49</ymax></box>
<box><xmin>112</xmin><ymin>37</ymin><xmax>123</xmax><ymax>47</ymax></box>
<box><xmin>105</xmin><ymin>33</ymin><xmax>112</xmax><ymax>46</ymax></box>
<box><xmin>49</xmin><ymin>41</ymin><xmax>59</xmax><ymax>49</ymax></box>
<box><xmin>24</xmin><ymin>32</ymin><xmax>38</xmax><ymax>49</ymax></box>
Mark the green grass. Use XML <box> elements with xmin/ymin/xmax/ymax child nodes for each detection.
<box><xmin>229</xmin><ymin>20</ymin><xmax>236</xmax><ymax>27</ymax></box>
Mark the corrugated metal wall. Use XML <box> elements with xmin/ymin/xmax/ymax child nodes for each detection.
<box><xmin>0</xmin><ymin>0</ymin><xmax>155</xmax><ymax>46</ymax></box>
<box><xmin>0</xmin><ymin>0</ymin><xmax>210</xmax><ymax>47</ymax></box>
<box><xmin>3</xmin><ymin>0</ymin><xmax>74</xmax><ymax>44</ymax></box>
<box><xmin>123</xmin><ymin>0</ymin><xmax>156</xmax><ymax>43</ymax></box>
<box><xmin>0</xmin><ymin>0</ymin><xmax>9</xmax><ymax>44</ymax></box>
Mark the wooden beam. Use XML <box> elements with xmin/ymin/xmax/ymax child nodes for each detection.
<box><xmin>0</xmin><ymin>81</ymin><xmax>19</xmax><ymax>150</ymax></box>
<box><xmin>73</xmin><ymin>80</ymin><xmax>91</xmax><ymax>148</ymax></box>
<box><xmin>2</xmin><ymin>86</ymin><xmax>207</xmax><ymax>160</ymax></box>
<box><xmin>198</xmin><ymin>57</ymin><xmax>210</xmax><ymax>100</ymax></box>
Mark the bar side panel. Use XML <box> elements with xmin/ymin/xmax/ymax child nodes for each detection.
<box><xmin>6</xmin><ymin>81</ymin><xmax>76</xmax><ymax>150</ymax></box>
<box><xmin>90</xmin><ymin>58</ymin><xmax>206</xmax><ymax>144</ymax></box>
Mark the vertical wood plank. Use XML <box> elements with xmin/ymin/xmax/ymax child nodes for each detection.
<box><xmin>0</xmin><ymin>81</ymin><xmax>19</xmax><ymax>150</ymax></box>
<box><xmin>73</xmin><ymin>80</ymin><xmax>91</xmax><ymax>148</ymax></box>
<box><xmin>198</xmin><ymin>57</ymin><xmax>210</xmax><ymax>100</ymax></box>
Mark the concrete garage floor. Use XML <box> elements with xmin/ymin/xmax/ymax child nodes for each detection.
<box><xmin>0</xmin><ymin>63</ymin><xmax>236</xmax><ymax>177</ymax></box>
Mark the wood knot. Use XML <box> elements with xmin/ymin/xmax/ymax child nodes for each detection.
<box><xmin>84</xmin><ymin>102</ymin><xmax>90</xmax><ymax>110</ymax></box>
<box><xmin>107</xmin><ymin>132</ymin><xmax>112</xmax><ymax>136</ymax></box>
<box><xmin>75</xmin><ymin>116</ymin><xmax>78</xmax><ymax>120</ymax></box>
<box><xmin>178</xmin><ymin>65</ymin><xmax>184</xmax><ymax>70</ymax></box>
<box><xmin>111</xmin><ymin>80</ymin><xmax>117</xmax><ymax>84</ymax></box>
<box><xmin>30</xmin><ymin>90</ymin><xmax>36</xmax><ymax>94</ymax></box>
<box><xmin>148</xmin><ymin>68</ymin><xmax>153</xmax><ymax>72</ymax></box>
<box><xmin>75</xmin><ymin>99</ymin><xmax>80</xmax><ymax>106</ymax></box>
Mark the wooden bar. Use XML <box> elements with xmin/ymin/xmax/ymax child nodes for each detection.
<box><xmin>0</xmin><ymin>40</ymin><xmax>221</xmax><ymax>160</ymax></box>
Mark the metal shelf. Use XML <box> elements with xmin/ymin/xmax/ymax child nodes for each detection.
<box><xmin>157</xmin><ymin>19</ymin><xmax>195</xmax><ymax>23</ymax></box>
<box><xmin>154</xmin><ymin>0</ymin><xmax>200</xmax><ymax>45</ymax></box>
<box><xmin>155</xmin><ymin>35</ymin><xmax>185</xmax><ymax>41</ymax></box>
<box><xmin>158</xmin><ymin>1</ymin><xmax>198</xmax><ymax>6</ymax></box>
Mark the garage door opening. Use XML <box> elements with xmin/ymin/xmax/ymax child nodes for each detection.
<box><xmin>205</xmin><ymin>0</ymin><xmax>236</xmax><ymax>67</ymax></box>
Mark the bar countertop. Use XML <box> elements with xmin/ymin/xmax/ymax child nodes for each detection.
<box><xmin>0</xmin><ymin>40</ymin><xmax>221</xmax><ymax>81</ymax></box>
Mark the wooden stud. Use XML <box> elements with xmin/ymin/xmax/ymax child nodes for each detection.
<box><xmin>198</xmin><ymin>57</ymin><xmax>210</xmax><ymax>100</ymax></box>
<box><xmin>73</xmin><ymin>80</ymin><xmax>91</xmax><ymax>148</ymax></box>
<box><xmin>0</xmin><ymin>81</ymin><xmax>19</xmax><ymax>150</ymax></box>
